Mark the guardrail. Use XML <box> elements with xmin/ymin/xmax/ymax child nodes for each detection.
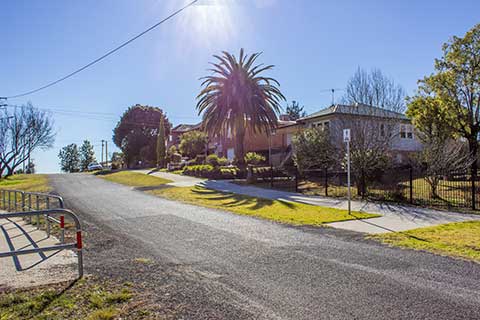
<box><xmin>0</xmin><ymin>208</ymin><xmax>83</xmax><ymax>278</ymax></box>
<box><xmin>0</xmin><ymin>189</ymin><xmax>65</xmax><ymax>242</ymax></box>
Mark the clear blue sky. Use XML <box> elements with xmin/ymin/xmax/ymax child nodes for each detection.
<box><xmin>1</xmin><ymin>0</ymin><xmax>479</xmax><ymax>173</ymax></box>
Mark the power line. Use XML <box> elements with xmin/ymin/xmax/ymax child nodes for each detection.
<box><xmin>3</xmin><ymin>0</ymin><xmax>200</xmax><ymax>99</ymax></box>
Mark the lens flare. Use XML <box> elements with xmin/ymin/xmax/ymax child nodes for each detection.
<box><xmin>174</xmin><ymin>0</ymin><xmax>238</xmax><ymax>50</ymax></box>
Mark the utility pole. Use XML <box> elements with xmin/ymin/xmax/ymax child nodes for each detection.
<box><xmin>101</xmin><ymin>140</ymin><xmax>105</xmax><ymax>166</ymax></box>
<box><xmin>105</xmin><ymin>140</ymin><xmax>108</xmax><ymax>167</ymax></box>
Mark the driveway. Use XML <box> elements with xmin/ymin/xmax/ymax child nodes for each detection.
<box><xmin>136</xmin><ymin>169</ymin><xmax>204</xmax><ymax>187</ymax></box>
<box><xmin>200</xmin><ymin>180</ymin><xmax>480</xmax><ymax>233</ymax></box>
<box><xmin>49</xmin><ymin>173</ymin><xmax>480</xmax><ymax>320</ymax></box>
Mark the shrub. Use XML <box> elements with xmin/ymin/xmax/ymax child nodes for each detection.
<box><xmin>206</xmin><ymin>154</ymin><xmax>228</xmax><ymax>167</ymax></box>
<box><xmin>218</xmin><ymin>157</ymin><xmax>229</xmax><ymax>166</ymax></box>
<box><xmin>179</xmin><ymin>131</ymin><xmax>207</xmax><ymax>158</ymax></box>
<box><xmin>244</xmin><ymin>152</ymin><xmax>266</xmax><ymax>165</ymax></box>
<box><xmin>171</xmin><ymin>153</ymin><xmax>182</xmax><ymax>163</ymax></box>
<box><xmin>183</xmin><ymin>164</ymin><xmax>240</xmax><ymax>179</ymax></box>
<box><xmin>206</xmin><ymin>154</ymin><xmax>220</xmax><ymax>167</ymax></box>
<box><xmin>195</xmin><ymin>154</ymin><xmax>206</xmax><ymax>164</ymax></box>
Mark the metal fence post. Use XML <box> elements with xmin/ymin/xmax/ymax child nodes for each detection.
<box><xmin>8</xmin><ymin>191</ymin><xmax>10</xmax><ymax>211</ymax></box>
<box><xmin>1</xmin><ymin>190</ymin><xmax>4</xmax><ymax>210</ymax></box>
<box><xmin>472</xmin><ymin>167</ymin><xmax>476</xmax><ymax>211</ymax></box>
<box><xmin>36</xmin><ymin>196</ymin><xmax>40</xmax><ymax>228</ymax></box>
<box><xmin>270</xmin><ymin>165</ymin><xmax>274</xmax><ymax>188</ymax></box>
<box><xmin>14</xmin><ymin>192</ymin><xmax>17</xmax><ymax>211</ymax></box>
<box><xmin>409</xmin><ymin>166</ymin><xmax>413</xmax><ymax>205</ymax></box>
<box><xmin>46</xmin><ymin>196</ymin><xmax>50</xmax><ymax>237</ymax></box>
<box><xmin>295</xmin><ymin>169</ymin><xmax>299</xmax><ymax>193</ymax></box>
<box><xmin>76</xmin><ymin>229</ymin><xmax>84</xmax><ymax>278</ymax></box>
<box><xmin>324</xmin><ymin>167</ymin><xmax>328</xmax><ymax>197</ymax></box>
<box><xmin>28</xmin><ymin>194</ymin><xmax>32</xmax><ymax>223</ymax></box>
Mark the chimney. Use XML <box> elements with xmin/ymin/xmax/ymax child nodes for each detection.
<box><xmin>279</xmin><ymin>114</ymin><xmax>291</xmax><ymax>121</ymax></box>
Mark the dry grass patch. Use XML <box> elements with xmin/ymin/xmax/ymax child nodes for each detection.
<box><xmin>0</xmin><ymin>276</ymin><xmax>155</xmax><ymax>319</ymax></box>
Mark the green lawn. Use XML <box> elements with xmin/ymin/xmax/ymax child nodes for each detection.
<box><xmin>0</xmin><ymin>277</ymin><xmax>150</xmax><ymax>320</ymax></box>
<box><xmin>149</xmin><ymin>186</ymin><xmax>379</xmax><ymax>225</ymax></box>
<box><xmin>0</xmin><ymin>174</ymin><xmax>51</xmax><ymax>193</ymax></box>
<box><xmin>373</xmin><ymin>221</ymin><xmax>480</xmax><ymax>262</ymax></box>
<box><xmin>98</xmin><ymin>171</ymin><xmax>172</xmax><ymax>187</ymax></box>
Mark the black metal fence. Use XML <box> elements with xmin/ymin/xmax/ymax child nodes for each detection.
<box><xmin>255</xmin><ymin>166</ymin><xmax>480</xmax><ymax>211</ymax></box>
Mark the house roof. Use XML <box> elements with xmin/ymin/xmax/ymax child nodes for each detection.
<box><xmin>171</xmin><ymin>122</ymin><xmax>202</xmax><ymax>132</ymax></box>
<box><xmin>299</xmin><ymin>104</ymin><xmax>408</xmax><ymax>121</ymax></box>
<box><xmin>277</xmin><ymin>119</ymin><xmax>297</xmax><ymax>127</ymax></box>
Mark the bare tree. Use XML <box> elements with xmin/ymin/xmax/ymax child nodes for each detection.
<box><xmin>415</xmin><ymin>139</ymin><xmax>471</xmax><ymax>198</ymax></box>
<box><xmin>338</xmin><ymin>68</ymin><xmax>407</xmax><ymax>196</ymax></box>
<box><xmin>342</xmin><ymin>67</ymin><xmax>406</xmax><ymax>113</ymax></box>
<box><xmin>0</xmin><ymin>104</ymin><xmax>55</xmax><ymax>177</ymax></box>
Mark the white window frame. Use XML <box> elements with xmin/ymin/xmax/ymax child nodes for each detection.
<box><xmin>400</xmin><ymin>124</ymin><xmax>413</xmax><ymax>139</ymax></box>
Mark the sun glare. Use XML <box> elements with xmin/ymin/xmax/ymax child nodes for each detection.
<box><xmin>175</xmin><ymin>0</ymin><xmax>238</xmax><ymax>50</ymax></box>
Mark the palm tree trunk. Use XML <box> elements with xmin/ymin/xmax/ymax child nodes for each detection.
<box><xmin>234</xmin><ymin>121</ymin><xmax>246</xmax><ymax>167</ymax></box>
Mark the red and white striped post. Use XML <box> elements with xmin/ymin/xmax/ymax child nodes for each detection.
<box><xmin>76</xmin><ymin>230</ymin><xmax>83</xmax><ymax>278</ymax></box>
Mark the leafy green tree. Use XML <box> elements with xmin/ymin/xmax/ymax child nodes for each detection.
<box><xmin>79</xmin><ymin>140</ymin><xmax>96</xmax><ymax>171</ymax></box>
<box><xmin>407</xmin><ymin>23</ymin><xmax>480</xmax><ymax>177</ymax></box>
<box><xmin>197</xmin><ymin>49</ymin><xmax>285</xmax><ymax>166</ymax></box>
<box><xmin>285</xmin><ymin>101</ymin><xmax>307</xmax><ymax>120</ymax></box>
<box><xmin>156</xmin><ymin>117</ymin><xmax>166</xmax><ymax>167</ymax></box>
<box><xmin>111</xmin><ymin>152</ymin><xmax>124</xmax><ymax>169</ymax></box>
<box><xmin>179</xmin><ymin>131</ymin><xmax>207</xmax><ymax>159</ymax></box>
<box><xmin>58</xmin><ymin>143</ymin><xmax>80</xmax><ymax>173</ymax></box>
<box><xmin>292</xmin><ymin>128</ymin><xmax>337</xmax><ymax>172</ymax></box>
<box><xmin>113</xmin><ymin>104</ymin><xmax>171</xmax><ymax>167</ymax></box>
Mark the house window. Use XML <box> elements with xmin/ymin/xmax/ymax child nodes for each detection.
<box><xmin>407</xmin><ymin>126</ymin><xmax>413</xmax><ymax>139</ymax></box>
<box><xmin>400</xmin><ymin>125</ymin><xmax>413</xmax><ymax>139</ymax></box>
<box><xmin>311</xmin><ymin>121</ymin><xmax>329</xmax><ymax>131</ymax></box>
<box><xmin>323</xmin><ymin>121</ymin><xmax>329</xmax><ymax>131</ymax></box>
<box><xmin>380</xmin><ymin>124</ymin><xmax>385</xmax><ymax>137</ymax></box>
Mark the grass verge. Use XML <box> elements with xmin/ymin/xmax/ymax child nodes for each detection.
<box><xmin>0</xmin><ymin>174</ymin><xmax>51</xmax><ymax>193</ymax></box>
<box><xmin>98</xmin><ymin>171</ymin><xmax>172</xmax><ymax>187</ymax></box>
<box><xmin>149</xmin><ymin>186</ymin><xmax>379</xmax><ymax>225</ymax></box>
<box><xmin>0</xmin><ymin>276</ymin><xmax>153</xmax><ymax>320</ymax></box>
<box><xmin>372</xmin><ymin>221</ymin><xmax>480</xmax><ymax>262</ymax></box>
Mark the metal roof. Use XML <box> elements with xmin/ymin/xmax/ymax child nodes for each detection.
<box><xmin>300</xmin><ymin>104</ymin><xmax>408</xmax><ymax>121</ymax></box>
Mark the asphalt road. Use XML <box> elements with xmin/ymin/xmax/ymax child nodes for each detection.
<box><xmin>50</xmin><ymin>173</ymin><xmax>480</xmax><ymax>320</ymax></box>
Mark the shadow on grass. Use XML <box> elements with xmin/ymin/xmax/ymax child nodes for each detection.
<box><xmin>146</xmin><ymin>168</ymin><xmax>161</xmax><ymax>175</ymax></box>
<box><xmin>134</xmin><ymin>185</ymin><xmax>171</xmax><ymax>192</ymax></box>
<box><xmin>191</xmin><ymin>187</ymin><xmax>295</xmax><ymax>210</ymax></box>
<box><xmin>93</xmin><ymin>169</ymin><xmax>119</xmax><ymax>176</ymax></box>
<box><xmin>31</xmin><ymin>278</ymin><xmax>80</xmax><ymax>316</ymax></box>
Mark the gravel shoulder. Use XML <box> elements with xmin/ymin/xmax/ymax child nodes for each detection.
<box><xmin>50</xmin><ymin>173</ymin><xmax>480</xmax><ymax>320</ymax></box>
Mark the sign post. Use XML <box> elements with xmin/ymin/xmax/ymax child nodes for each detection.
<box><xmin>343</xmin><ymin>129</ymin><xmax>351</xmax><ymax>215</ymax></box>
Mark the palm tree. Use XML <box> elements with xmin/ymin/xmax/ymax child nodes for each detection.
<box><xmin>196</xmin><ymin>49</ymin><xmax>285</xmax><ymax>166</ymax></box>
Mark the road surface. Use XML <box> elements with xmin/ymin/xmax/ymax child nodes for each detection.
<box><xmin>50</xmin><ymin>173</ymin><xmax>480</xmax><ymax>319</ymax></box>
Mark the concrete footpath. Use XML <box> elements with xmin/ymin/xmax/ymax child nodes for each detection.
<box><xmin>136</xmin><ymin>169</ymin><xmax>203</xmax><ymax>187</ymax></box>
<box><xmin>201</xmin><ymin>180</ymin><xmax>480</xmax><ymax>233</ymax></box>
<box><xmin>0</xmin><ymin>216</ymin><xmax>77</xmax><ymax>290</ymax></box>
<box><xmin>139</xmin><ymin>170</ymin><xmax>480</xmax><ymax>234</ymax></box>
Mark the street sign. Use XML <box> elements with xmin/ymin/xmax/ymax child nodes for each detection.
<box><xmin>343</xmin><ymin>128</ymin><xmax>351</xmax><ymax>142</ymax></box>
<box><xmin>344</xmin><ymin>128</ymin><xmax>351</xmax><ymax>214</ymax></box>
